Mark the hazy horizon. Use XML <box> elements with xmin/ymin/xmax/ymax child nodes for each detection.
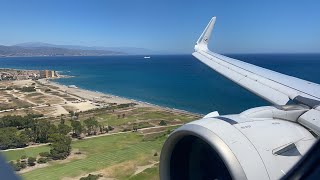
<box><xmin>1</xmin><ymin>0</ymin><xmax>320</xmax><ymax>54</ymax></box>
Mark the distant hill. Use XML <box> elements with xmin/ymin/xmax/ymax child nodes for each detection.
<box><xmin>0</xmin><ymin>42</ymin><xmax>158</xmax><ymax>57</ymax></box>
<box><xmin>0</xmin><ymin>44</ymin><xmax>123</xmax><ymax>57</ymax></box>
<box><xmin>7</xmin><ymin>42</ymin><xmax>160</xmax><ymax>55</ymax></box>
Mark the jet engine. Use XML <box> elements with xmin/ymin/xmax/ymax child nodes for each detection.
<box><xmin>160</xmin><ymin>106</ymin><xmax>316</xmax><ymax>180</ymax></box>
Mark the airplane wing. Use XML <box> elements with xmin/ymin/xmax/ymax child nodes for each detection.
<box><xmin>193</xmin><ymin>17</ymin><xmax>320</xmax><ymax>108</ymax></box>
<box><xmin>160</xmin><ymin>17</ymin><xmax>320</xmax><ymax>180</ymax></box>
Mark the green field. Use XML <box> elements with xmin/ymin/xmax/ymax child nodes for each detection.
<box><xmin>4</xmin><ymin>146</ymin><xmax>50</xmax><ymax>162</ymax></box>
<box><xmin>96</xmin><ymin>107</ymin><xmax>197</xmax><ymax>126</ymax></box>
<box><xmin>2</xmin><ymin>131</ymin><xmax>167</xmax><ymax>180</ymax></box>
<box><xmin>58</xmin><ymin>107</ymin><xmax>197</xmax><ymax>130</ymax></box>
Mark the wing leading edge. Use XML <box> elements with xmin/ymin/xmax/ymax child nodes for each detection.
<box><xmin>193</xmin><ymin>17</ymin><xmax>320</xmax><ymax>108</ymax></box>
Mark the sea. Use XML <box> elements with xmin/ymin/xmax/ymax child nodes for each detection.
<box><xmin>0</xmin><ymin>54</ymin><xmax>319</xmax><ymax>115</ymax></box>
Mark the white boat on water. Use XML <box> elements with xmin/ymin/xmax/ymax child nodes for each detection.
<box><xmin>144</xmin><ymin>56</ymin><xmax>151</xmax><ymax>59</ymax></box>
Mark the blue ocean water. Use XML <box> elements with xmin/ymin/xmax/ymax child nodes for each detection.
<box><xmin>0</xmin><ymin>54</ymin><xmax>319</xmax><ymax>114</ymax></box>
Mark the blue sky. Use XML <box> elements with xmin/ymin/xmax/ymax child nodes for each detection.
<box><xmin>0</xmin><ymin>0</ymin><xmax>319</xmax><ymax>54</ymax></box>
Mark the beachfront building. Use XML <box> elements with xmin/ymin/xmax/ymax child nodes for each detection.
<box><xmin>40</xmin><ymin>70</ymin><xmax>48</xmax><ymax>78</ymax></box>
<box><xmin>39</xmin><ymin>70</ymin><xmax>56</xmax><ymax>79</ymax></box>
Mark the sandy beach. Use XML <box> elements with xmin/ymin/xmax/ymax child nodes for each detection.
<box><xmin>37</xmin><ymin>78</ymin><xmax>201</xmax><ymax>116</ymax></box>
<box><xmin>39</xmin><ymin>79</ymin><xmax>140</xmax><ymax>105</ymax></box>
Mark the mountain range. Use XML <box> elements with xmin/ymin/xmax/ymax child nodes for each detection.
<box><xmin>0</xmin><ymin>42</ymin><xmax>156</xmax><ymax>57</ymax></box>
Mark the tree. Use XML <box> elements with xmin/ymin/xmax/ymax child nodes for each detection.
<box><xmin>104</xmin><ymin>126</ymin><xmax>109</xmax><ymax>133</ymax></box>
<box><xmin>20</xmin><ymin>161</ymin><xmax>27</xmax><ymax>169</ymax></box>
<box><xmin>58</xmin><ymin>124</ymin><xmax>71</xmax><ymax>135</ymax></box>
<box><xmin>84</xmin><ymin>118</ymin><xmax>99</xmax><ymax>135</ymax></box>
<box><xmin>0</xmin><ymin>127</ymin><xmax>28</xmax><ymax>149</ymax></box>
<box><xmin>80</xmin><ymin>174</ymin><xmax>102</xmax><ymax>180</ymax></box>
<box><xmin>32</xmin><ymin>121</ymin><xmax>58</xmax><ymax>143</ymax></box>
<box><xmin>0</xmin><ymin>114</ymin><xmax>38</xmax><ymax>129</ymax></box>
<box><xmin>71</xmin><ymin>121</ymin><xmax>83</xmax><ymax>137</ymax></box>
<box><xmin>35</xmin><ymin>121</ymin><xmax>51</xmax><ymax>143</ymax></box>
<box><xmin>159</xmin><ymin>120</ymin><xmax>167</xmax><ymax>126</ymax></box>
<box><xmin>99</xmin><ymin>125</ymin><xmax>103</xmax><ymax>134</ymax></box>
<box><xmin>0</xmin><ymin>127</ymin><xmax>17</xmax><ymax>149</ymax></box>
<box><xmin>39</xmin><ymin>152</ymin><xmax>50</xmax><ymax>157</ymax></box>
<box><xmin>23</xmin><ymin>128</ymin><xmax>36</xmax><ymax>142</ymax></box>
<box><xmin>132</xmin><ymin>125</ymin><xmax>138</xmax><ymax>132</ymax></box>
<box><xmin>27</xmin><ymin>157</ymin><xmax>36</xmax><ymax>166</ymax></box>
<box><xmin>24</xmin><ymin>115</ymin><xmax>41</xmax><ymax>130</ymax></box>
<box><xmin>20</xmin><ymin>86</ymin><xmax>36</xmax><ymax>92</ymax></box>
<box><xmin>49</xmin><ymin>133</ymin><xmax>72</xmax><ymax>160</ymax></box>
<box><xmin>15</xmin><ymin>133</ymin><xmax>29</xmax><ymax>148</ymax></box>
<box><xmin>37</xmin><ymin>157</ymin><xmax>48</xmax><ymax>164</ymax></box>
<box><xmin>60</xmin><ymin>117</ymin><xmax>65</xmax><ymax>124</ymax></box>
<box><xmin>108</xmin><ymin>126</ymin><xmax>114</xmax><ymax>131</ymax></box>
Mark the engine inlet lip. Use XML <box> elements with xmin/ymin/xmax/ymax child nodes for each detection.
<box><xmin>160</xmin><ymin>123</ymin><xmax>247</xmax><ymax>180</ymax></box>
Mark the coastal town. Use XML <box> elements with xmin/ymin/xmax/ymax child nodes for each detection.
<box><xmin>0</xmin><ymin>69</ymin><xmax>58</xmax><ymax>81</ymax></box>
<box><xmin>0</xmin><ymin>69</ymin><xmax>200</xmax><ymax>180</ymax></box>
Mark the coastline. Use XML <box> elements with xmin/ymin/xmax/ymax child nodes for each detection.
<box><xmin>40</xmin><ymin>78</ymin><xmax>203</xmax><ymax>117</ymax></box>
<box><xmin>0</xmin><ymin>66</ymin><xmax>203</xmax><ymax>117</ymax></box>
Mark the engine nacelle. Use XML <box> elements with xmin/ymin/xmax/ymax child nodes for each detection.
<box><xmin>160</xmin><ymin>107</ymin><xmax>316</xmax><ymax>180</ymax></box>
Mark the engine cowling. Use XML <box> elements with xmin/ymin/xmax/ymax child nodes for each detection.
<box><xmin>160</xmin><ymin>106</ymin><xmax>316</xmax><ymax>180</ymax></box>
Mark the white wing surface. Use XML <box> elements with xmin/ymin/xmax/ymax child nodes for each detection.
<box><xmin>193</xmin><ymin>17</ymin><xmax>320</xmax><ymax>108</ymax></box>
